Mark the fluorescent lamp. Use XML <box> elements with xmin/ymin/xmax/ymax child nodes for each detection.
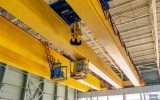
<box><xmin>78</xmin><ymin>80</ymin><xmax>101</xmax><ymax>90</ymax></box>
<box><xmin>88</xmin><ymin>62</ymin><xmax>121</xmax><ymax>88</ymax></box>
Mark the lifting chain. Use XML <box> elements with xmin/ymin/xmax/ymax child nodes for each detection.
<box><xmin>43</xmin><ymin>41</ymin><xmax>55</xmax><ymax>69</ymax></box>
<box><xmin>43</xmin><ymin>41</ymin><xmax>67</xmax><ymax>81</ymax></box>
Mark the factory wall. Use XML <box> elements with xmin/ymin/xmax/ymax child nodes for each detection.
<box><xmin>0</xmin><ymin>64</ymin><xmax>76</xmax><ymax>100</ymax></box>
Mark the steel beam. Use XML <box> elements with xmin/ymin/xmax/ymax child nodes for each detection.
<box><xmin>123</xmin><ymin>80</ymin><xmax>145</xmax><ymax>87</ymax></box>
<box><xmin>123</xmin><ymin>33</ymin><xmax>152</xmax><ymax>42</ymax></box>
<box><xmin>150</xmin><ymin>0</ymin><xmax>160</xmax><ymax>75</ymax></box>
<box><xmin>141</xmin><ymin>68</ymin><xmax>158</xmax><ymax>73</ymax></box>
<box><xmin>120</xmin><ymin>24</ymin><xmax>151</xmax><ymax>34</ymax></box>
<box><xmin>67</xmin><ymin>0</ymin><xmax>140</xmax><ymax>86</ymax></box>
<box><xmin>0</xmin><ymin>0</ymin><xmax>123</xmax><ymax>88</ymax></box>
<box><xmin>0</xmin><ymin>16</ymin><xmax>94</xmax><ymax>92</ymax></box>
<box><xmin>116</xmin><ymin>15</ymin><xmax>149</xmax><ymax>26</ymax></box>
<box><xmin>109</xmin><ymin>0</ymin><xmax>141</xmax><ymax>11</ymax></box>
<box><xmin>111</xmin><ymin>6</ymin><xmax>149</xmax><ymax>18</ymax></box>
<box><xmin>127</xmin><ymin>42</ymin><xmax>153</xmax><ymax>48</ymax></box>
<box><xmin>81</xmin><ymin>25</ymin><xmax>121</xmax><ymax>73</ymax></box>
<box><xmin>21</xmin><ymin>73</ymin><xmax>29</xmax><ymax>100</ymax></box>
<box><xmin>78</xmin><ymin>85</ymin><xmax>160</xmax><ymax>98</ymax></box>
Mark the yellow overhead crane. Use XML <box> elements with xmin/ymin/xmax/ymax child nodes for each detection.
<box><xmin>0</xmin><ymin>16</ymin><xmax>107</xmax><ymax>92</ymax></box>
<box><xmin>66</xmin><ymin>0</ymin><xmax>141</xmax><ymax>86</ymax></box>
<box><xmin>0</xmin><ymin>0</ymin><xmax>123</xmax><ymax>89</ymax></box>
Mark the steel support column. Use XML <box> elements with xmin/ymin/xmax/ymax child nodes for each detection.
<box><xmin>0</xmin><ymin>63</ymin><xmax>6</xmax><ymax>90</ymax></box>
<box><xmin>123</xmin><ymin>93</ymin><xmax>126</xmax><ymax>100</ymax></box>
<box><xmin>53</xmin><ymin>83</ymin><xmax>58</xmax><ymax>100</ymax></box>
<box><xmin>37</xmin><ymin>78</ymin><xmax>45</xmax><ymax>100</ymax></box>
<box><xmin>21</xmin><ymin>72</ymin><xmax>29</xmax><ymax>100</ymax></box>
<box><xmin>140</xmin><ymin>93</ymin><xmax>143</xmax><ymax>100</ymax></box>
<box><xmin>143</xmin><ymin>93</ymin><xmax>146</xmax><ymax>100</ymax></box>
<box><xmin>21</xmin><ymin>73</ymin><xmax>29</xmax><ymax>100</ymax></box>
<box><xmin>74</xmin><ymin>90</ymin><xmax>77</xmax><ymax>100</ymax></box>
<box><xmin>65</xmin><ymin>86</ymin><xmax>68</xmax><ymax>100</ymax></box>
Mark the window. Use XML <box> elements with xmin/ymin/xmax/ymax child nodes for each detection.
<box><xmin>92</xmin><ymin>97</ymin><xmax>97</xmax><ymax>100</ymax></box>
<box><xmin>98</xmin><ymin>96</ymin><xmax>108</xmax><ymax>100</ymax></box>
<box><xmin>108</xmin><ymin>95</ymin><xmax>123</xmax><ymax>100</ymax></box>
<box><xmin>144</xmin><ymin>92</ymin><xmax>160</xmax><ymax>100</ymax></box>
<box><xmin>86</xmin><ymin>97</ymin><xmax>91</xmax><ymax>100</ymax></box>
<box><xmin>126</xmin><ymin>93</ymin><xmax>141</xmax><ymax>100</ymax></box>
<box><xmin>79</xmin><ymin>98</ymin><xmax>87</xmax><ymax>100</ymax></box>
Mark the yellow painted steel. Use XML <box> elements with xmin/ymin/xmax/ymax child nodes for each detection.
<box><xmin>67</xmin><ymin>0</ymin><xmax>140</xmax><ymax>86</ymax></box>
<box><xmin>123</xmin><ymin>80</ymin><xmax>145</xmax><ymax>87</ymax></box>
<box><xmin>82</xmin><ymin>74</ymin><xmax>102</xmax><ymax>90</ymax></box>
<box><xmin>0</xmin><ymin>0</ymin><xmax>123</xmax><ymax>88</ymax></box>
<box><xmin>0</xmin><ymin>16</ymin><xmax>99</xmax><ymax>92</ymax></box>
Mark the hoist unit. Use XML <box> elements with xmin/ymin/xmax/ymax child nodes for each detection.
<box><xmin>70</xmin><ymin>22</ymin><xmax>82</xmax><ymax>46</ymax></box>
<box><xmin>51</xmin><ymin>62</ymin><xmax>67</xmax><ymax>82</ymax></box>
<box><xmin>71</xmin><ymin>59</ymin><xmax>89</xmax><ymax>80</ymax></box>
<box><xmin>44</xmin><ymin>42</ymin><xmax>67</xmax><ymax>82</ymax></box>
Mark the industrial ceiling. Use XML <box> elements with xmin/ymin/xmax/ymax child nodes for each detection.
<box><xmin>0</xmin><ymin>0</ymin><xmax>160</xmax><ymax>92</ymax></box>
<box><xmin>108</xmin><ymin>0</ymin><xmax>160</xmax><ymax>83</ymax></box>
